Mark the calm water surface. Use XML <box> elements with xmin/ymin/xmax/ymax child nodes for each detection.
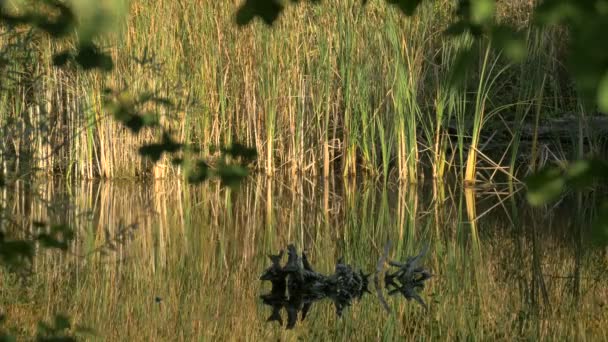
<box><xmin>2</xmin><ymin>177</ymin><xmax>607</xmax><ymax>340</ymax></box>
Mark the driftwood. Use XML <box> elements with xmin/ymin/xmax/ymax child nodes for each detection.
<box><xmin>260</xmin><ymin>243</ymin><xmax>433</xmax><ymax>327</ymax></box>
<box><xmin>446</xmin><ymin>115</ymin><xmax>608</xmax><ymax>147</ymax></box>
<box><xmin>519</xmin><ymin>116</ymin><xmax>608</xmax><ymax>140</ymax></box>
<box><xmin>375</xmin><ymin>243</ymin><xmax>433</xmax><ymax>312</ymax></box>
<box><xmin>374</xmin><ymin>242</ymin><xmax>392</xmax><ymax>313</ymax></box>
<box><xmin>259</xmin><ymin>244</ymin><xmax>370</xmax><ymax>329</ymax></box>
<box><xmin>385</xmin><ymin>244</ymin><xmax>433</xmax><ymax>310</ymax></box>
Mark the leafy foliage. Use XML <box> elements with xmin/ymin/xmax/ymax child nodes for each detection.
<box><xmin>235</xmin><ymin>0</ymin><xmax>322</xmax><ymax>26</ymax></box>
<box><xmin>2</xmin><ymin>0</ymin><xmax>256</xmax><ymax>186</ymax></box>
<box><xmin>139</xmin><ymin>133</ymin><xmax>182</xmax><ymax>163</ymax></box>
<box><xmin>235</xmin><ymin>0</ymin><xmax>284</xmax><ymax>26</ymax></box>
<box><xmin>534</xmin><ymin>0</ymin><xmax>608</xmax><ymax>112</ymax></box>
<box><xmin>235</xmin><ymin>0</ymin><xmax>608</xmax><ymax>112</ymax></box>
<box><xmin>526</xmin><ymin>159</ymin><xmax>608</xmax><ymax>205</ymax></box>
<box><xmin>36</xmin><ymin>224</ymin><xmax>75</xmax><ymax>251</ymax></box>
<box><xmin>53</xmin><ymin>43</ymin><xmax>114</xmax><ymax>71</ymax></box>
<box><xmin>525</xmin><ymin>158</ymin><xmax>608</xmax><ymax>246</ymax></box>
<box><xmin>0</xmin><ymin>1</ymin><xmax>255</xmax><ymax>338</ymax></box>
<box><xmin>221</xmin><ymin>143</ymin><xmax>258</xmax><ymax>164</ymax></box>
<box><xmin>35</xmin><ymin>314</ymin><xmax>95</xmax><ymax>341</ymax></box>
<box><xmin>0</xmin><ymin>222</ymin><xmax>75</xmax><ymax>272</ymax></box>
<box><xmin>0</xmin><ymin>1</ymin><xmax>112</xmax><ymax>71</ymax></box>
<box><xmin>217</xmin><ymin>164</ymin><xmax>250</xmax><ymax>187</ymax></box>
<box><xmin>526</xmin><ymin>167</ymin><xmax>566</xmax><ymax>206</ymax></box>
<box><xmin>385</xmin><ymin>0</ymin><xmax>423</xmax><ymax>16</ymax></box>
<box><xmin>1</xmin><ymin>1</ymin><xmax>606</xmax><ymax>338</ymax></box>
<box><xmin>0</xmin><ymin>0</ymin><xmax>75</xmax><ymax>38</ymax></box>
<box><xmin>186</xmin><ymin>160</ymin><xmax>210</xmax><ymax>184</ymax></box>
<box><xmin>0</xmin><ymin>233</ymin><xmax>34</xmax><ymax>270</ymax></box>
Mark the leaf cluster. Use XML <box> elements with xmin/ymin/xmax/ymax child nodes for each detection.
<box><xmin>526</xmin><ymin>158</ymin><xmax>608</xmax><ymax>245</ymax></box>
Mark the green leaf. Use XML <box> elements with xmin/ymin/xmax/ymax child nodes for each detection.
<box><xmin>37</xmin><ymin>321</ymin><xmax>52</xmax><ymax>335</ymax></box>
<box><xmin>138</xmin><ymin>144</ymin><xmax>164</xmax><ymax>162</ymax></box>
<box><xmin>471</xmin><ymin>0</ymin><xmax>495</xmax><ymax>25</ymax></box>
<box><xmin>186</xmin><ymin>160</ymin><xmax>210</xmax><ymax>184</ymax></box>
<box><xmin>74</xmin><ymin>43</ymin><xmax>114</xmax><ymax>71</ymax></box>
<box><xmin>150</xmin><ymin>97</ymin><xmax>174</xmax><ymax>108</ymax></box>
<box><xmin>33</xmin><ymin>0</ymin><xmax>76</xmax><ymax>38</ymax></box>
<box><xmin>160</xmin><ymin>132</ymin><xmax>182</xmax><ymax>153</ymax></box>
<box><xmin>54</xmin><ymin>315</ymin><xmax>71</xmax><ymax>331</ymax></box>
<box><xmin>217</xmin><ymin>165</ymin><xmax>249</xmax><ymax>187</ymax></box>
<box><xmin>491</xmin><ymin>25</ymin><xmax>527</xmax><ymax>63</ymax></box>
<box><xmin>141</xmin><ymin>113</ymin><xmax>159</xmax><ymax>127</ymax></box>
<box><xmin>445</xmin><ymin>21</ymin><xmax>479</xmax><ymax>36</ymax></box>
<box><xmin>565</xmin><ymin>159</ymin><xmax>608</xmax><ymax>188</ymax></box>
<box><xmin>138</xmin><ymin>133</ymin><xmax>182</xmax><ymax>162</ymax></box>
<box><xmin>52</xmin><ymin>51</ymin><xmax>72</xmax><ymax>66</ymax></box>
<box><xmin>598</xmin><ymin>71</ymin><xmax>608</xmax><ymax>113</ymax></box>
<box><xmin>36</xmin><ymin>224</ymin><xmax>74</xmax><ymax>251</ymax></box>
<box><xmin>235</xmin><ymin>0</ymin><xmax>284</xmax><ymax>26</ymax></box>
<box><xmin>221</xmin><ymin>143</ymin><xmax>257</xmax><ymax>163</ymax></box>
<box><xmin>386</xmin><ymin>0</ymin><xmax>423</xmax><ymax>16</ymax></box>
<box><xmin>534</xmin><ymin>0</ymin><xmax>582</xmax><ymax>26</ymax></box>
<box><xmin>123</xmin><ymin>115</ymin><xmax>145</xmax><ymax>133</ymax></box>
<box><xmin>0</xmin><ymin>240</ymin><xmax>34</xmax><ymax>265</ymax></box>
<box><xmin>33</xmin><ymin>221</ymin><xmax>47</xmax><ymax>228</ymax></box>
<box><xmin>70</xmin><ymin>0</ymin><xmax>129</xmax><ymax>43</ymax></box>
<box><xmin>525</xmin><ymin>167</ymin><xmax>565</xmax><ymax>206</ymax></box>
<box><xmin>448</xmin><ymin>45</ymin><xmax>477</xmax><ymax>88</ymax></box>
<box><xmin>36</xmin><ymin>315</ymin><xmax>77</xmax><ymax>341</ymax></box>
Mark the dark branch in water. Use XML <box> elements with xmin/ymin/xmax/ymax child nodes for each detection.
<box><xmin>384</xmin><ymin>244</ymin><xmax>433</xmax><ymax>311</ymax></box>
<box><xmin>259</xmin><ymin>244</ymin><xmax>370</xmax><ymax>329</ymax></box>
<box><xmin>260</xmin><ymin>243</ymin><xmax>432</xmax><ymax>328</ymax></box>
<box><xmin>375</xmin><ymin>241</ymin><xmax>392</xmax><ymax>313</ymax></box>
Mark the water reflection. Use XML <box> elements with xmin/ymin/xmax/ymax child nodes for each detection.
<box><xmin>0</xmin><ymin>177</ymin><xmax>606</xmax><ymax>340</ymax></box>
<box><xmin>260</xmin><ymin>244</ymin><xmax>370</xmax><ymax>329</ymax></box>
<box><xmin>382</xmin><ymin>244</ymin><xmax>433</xmax><ymax>310</ymax></box>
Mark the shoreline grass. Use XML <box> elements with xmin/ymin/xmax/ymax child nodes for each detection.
<box><xmin>1</xmin><ymin>0</ymin><xmax>603</xmax><ymax>184</ymax></box>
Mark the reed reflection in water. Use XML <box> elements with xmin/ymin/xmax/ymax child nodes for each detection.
<box><xmin>1</xmin><ymin>177</ymin><xmax>607</xmax><ymax>340</ymax></box>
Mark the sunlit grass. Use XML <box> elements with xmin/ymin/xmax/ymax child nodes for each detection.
<box><xmin>1</xmin><ymin>178</ymin><xmax>606</xmax><ymax>340</ymax></box>
<box><xmin>0</xmin><ymin>0</ymin><xmax>585</xmax><ymax>183</ymax></box>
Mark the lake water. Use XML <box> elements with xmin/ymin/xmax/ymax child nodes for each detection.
<box><xmin>1</xmin><ymin>177</ymin><xmax>607</xmax><ymax>340</ymax></box>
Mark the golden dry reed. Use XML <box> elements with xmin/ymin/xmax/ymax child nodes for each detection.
<box><xmin>1</xmin><ymin>0</ymin><xmax>570</xmax><ymax>183</ymax></box>
<box><xmin>1</xmin><ymin>178</ymin><xmax>606</xmax><ymax>340</ymax></box>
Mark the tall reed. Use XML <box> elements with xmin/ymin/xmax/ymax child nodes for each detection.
<box><xmin>464</xmin><ymin>44</ymin><xmax>509</xmax><ymax>184</ymax></box>
<box><xmin>3</xmin><ymin>178</ymin><xmax>606</xmax><ymax>340</ymax></box>
<box><xmin>0</xmin><ymin>0</ymin><xmax>580</xmax><ymax>183</ymax></box>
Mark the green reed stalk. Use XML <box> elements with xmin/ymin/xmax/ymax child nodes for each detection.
<box><xmin>0</xmin><ymin>0</ymin><xmax>583</xmax><ymax>180</ymax></box>
<box><xmin>377</xmin><ymin>115</ymin><xmax>392</xmax><ymax>183</ymax></box>
<box><xmin>260</xmin><ymin>30</ymin><xmax>278</xmax><ymax>176</ymax></box>
<box><xmin>509</xmin><ymin>29</ymin><xmax>553</xmax><ymax>182</ymax></box>
<box><xmin>337</xmin><ymin>3</ymin><xmax>359</xmax><ymax>178</ymax></box>
<box><xmin>464</xmin><ymin>44</ymin><xmax>509</xmax><ymax>184</ymax></box>
<box><xmin>355</xmin><ymin>67</ymin><xmax>377</xmax><ymax>175</ymax></box>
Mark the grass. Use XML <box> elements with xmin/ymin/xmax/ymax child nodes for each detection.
<box><xmin>0</xmin><ymin>0</ymin><xmax>596</xmax><ymax>184</ymax></box>
<box><xmin>1</xmin><ymin>177</ymin><xmax>606</xmax><ymax>340</ymax></box>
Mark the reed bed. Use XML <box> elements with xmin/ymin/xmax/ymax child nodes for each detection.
<box><xmin>0</xmin><ymin>0</ymin><xmax>594</xmax><ymax>183</ymax></box>
<box><xmin>1</xmin><ymin>177</ymin><xmax>606</xmax><ymax>340</ymax></box>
